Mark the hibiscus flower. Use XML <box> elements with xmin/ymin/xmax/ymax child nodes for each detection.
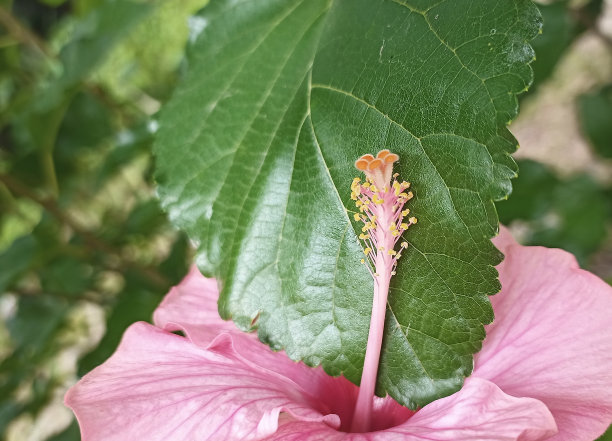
<box><xmin>65</xmin><ymin>228</ymin><xmax>612</xmax><ymax>440</ymax></box>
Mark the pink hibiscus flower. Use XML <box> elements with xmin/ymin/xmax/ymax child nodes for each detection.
<box><xmin>65</xmin><ymin>228</ymin><xmax>612</xmax><ymax>440</ymax></box>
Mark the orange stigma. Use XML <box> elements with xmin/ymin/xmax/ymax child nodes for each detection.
<box><xmin>354</xmin><ymin>150</ymin><xmax>400</xmax><ymax>190</ymax></box>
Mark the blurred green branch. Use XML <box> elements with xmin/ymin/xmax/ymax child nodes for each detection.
<box><xmin>11</xmin><ymin>285</ymin><xmax>105</xmax><ymax>304</ymax></box>
<box><xmin>0</xmin><ymin>6</ymin><xmax>50</xmax><ymax>57</ymax></box>
<box><xmin>0</xmin><ymin>174</ymin><xmax>170</xmax><ymax>289</ymax></box>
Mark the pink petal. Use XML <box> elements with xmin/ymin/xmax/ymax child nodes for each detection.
<box><xmin>153</xmin><ymin>265</ymin><xmax>236</xmax><ymax>344</ymax></box>
<box><xmin>153</xmin><ymin>265</ymin><xmax>412</xmax><ymax>432</ymax></box>
<box><xmin>262</xmin><ymin>377</ymin><xmax>556</xmax><ymax>440</ymax></box>
<box><xmin>65</xmin><ymin>322</ymin><xmax>339</xmax><ymax>441</ymax></box>
<box><xmin>474</xmin><ymin>227</ymin><xmax>612</xmax><ymax>441</ymax></box>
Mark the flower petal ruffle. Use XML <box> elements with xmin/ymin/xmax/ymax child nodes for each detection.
<box><xmin>152</xmin><ymin>265</ymin><xmax>412</xmax><ymax>432</ymax></box>
<box><xmin>264</xmin><ymin>377</ymin><xmax>556</xmax><ymax>440</ymax></box>
<box><xmin>65</xmin><ymin>322</ymin><xmax>339</xmax><ymax>441</ymax></box>
<box><xmin>475</xmin><ymin>228</ymin><xmax>612</xmax><ymax>441</ymax></box>
<box><xmin>66</xmin><ymin>226</ymin><xmax>612</xmax><ymax>441</ymax></box>
<box><xmin>65</xmin><ymin>321</ymin><xmax>555</xmax><ymax>441</ymax></box>
<box><xmin>153</xmin><ymin>265</ymin><xmax>236</xmax><ymax>345</ymax></box>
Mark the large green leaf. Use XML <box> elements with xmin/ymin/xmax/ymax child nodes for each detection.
<box><xmin>155</xmin><ymin>0</ymin><xmax>540</xmax><ymax>408</ymax></box>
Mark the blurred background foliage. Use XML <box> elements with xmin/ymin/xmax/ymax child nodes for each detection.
<box><xmin>0</xmin><ymin>0</ymin><xmax>610</xmax><ymax>440</ymax></box>
<box><xmin>0</xmin><ymin>0</ymin><xmax>206</xmax><ymax>438</ymax></box>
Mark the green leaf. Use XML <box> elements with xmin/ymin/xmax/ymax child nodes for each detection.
<box><xmin>579</xmin><ymin>84</ymin><xmax>612</xmax><ymax>159</ymax></box>
<box><xmin>95</xmin><ymin>0</ymin><xmax>209</xmax><ymax>100</ymax></box>
<box><xmin>48</xmin><ymin>420</ymin><xmax>81</xmax><ymax>441</ymax></box>
<box><xmin>0</xmin><ymin>401</ymin><xmax>23</xmax><ymax>436</ymax></box>
<box><xmin>159</xmin><ymin>233</ymin><xmax>192</xmax><ymax>285</ymax></box>
<box><xmin>498</xmin><ymin>159</ymin><xmax>611</xmax><ymax>265</ymax></box>
<box><xmin>0</xmin><ymin>295</ymin><xmax>69</xmax><ymax>425</ymax></box>
<box><xmin>56</xmin><ymin>91</ymin><xmax>115</xmax><ymax>154</ymax></box>
<box><xmin>522</xmin><ymin>0</ymin><xmax>602</xmax><ymax>93</ymax></box>
<box><xmin>39</xmin><ymin>258</ymin><xmax>93</xmax><ymax>296</ymax></box>
<box><xmin>529</xmin><ymin>1</ymin><xmax>577</xmax><ymax>91</ymax></box>
<box><xmin>0</xmin><ymin>235</ymin><xmax>37</xmax><ymax>292</ymax></box>
<box><xmin>155</xmin><ymin>0</ymin><xmax>540</xmax><ymax>408</ymax></box>
<box><xmin>497</xmin><ymin>159</ymin><xmax>558</xmax><ymax>222</ymax></box>
<box><xmin>598</xmin><ymin>424</ymin><xmax>612</xmax><ymax>441</ymax></box>
<box><xmin>56</xmin><ymin>0</ymin><xmax>154</xmax><ymax>93</ymax></box>
<box><xmin>95</xmin><ymin>119</ymin><xmax>155</xmax><ymax>187</ymax></box>
<box><xmin>7</xmin><ymin>0</ymin><xmax>153</xmax><ymax>188</ymax></box>
<box><xmin>6</xmin><ymin>296</ymin><xmax>68</xmax><ymax>351</ymax></box>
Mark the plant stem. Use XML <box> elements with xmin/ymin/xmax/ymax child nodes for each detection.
<box><xmin>0</xmin><ymin>6</ymin><xmax>50</xmax><ymax>57</ymax></box>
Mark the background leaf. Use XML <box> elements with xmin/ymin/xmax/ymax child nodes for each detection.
<box><xmin>578</xmin><ymin>84</ymin><xmax>612</xmax><ymax>159</ymax></box>
<box><xmin>155</xmin><ymin>0</ymin><xmax>540</xmax><ymax>408</ymax></box>
<box><xmin>525</xmin><ymin>0</ymin><xmax>603</xmax><ymax>94</ymax></box>
<box><xmin>0</xmin><ymin>0</ymin><xmax>200</xmax><ymax>437</ymax></box>
<box><xmin>498</xmin><ymin>159</ymin><xmax>611</xmax><ymax>265</ymax></box>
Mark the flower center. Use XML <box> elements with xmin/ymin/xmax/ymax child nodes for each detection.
<box><xmin>307</xmin><ymin>373</ymin><xmax>416</xmax><ymax>433</ymax></box>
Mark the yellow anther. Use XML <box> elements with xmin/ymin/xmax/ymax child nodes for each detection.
<box><xmin>388</xmin><ymin>249</ymin><xmax>397</xmax><ymax>256</ymax></box>
<box><xmin>406</xmin><ymin>191</ymin><xmax>413</xmax><ymax>199</ymax></box>
<box><xmin>400</xmin><ymin>223</ymin><xmax>409</xmax><ymax>230</ymax></box>
<box><xmin>399</xmin><ymin>192</ymin><xmax>409</xmax><ymax>199</ymax></box>
<box><xmin>364</xmin><ymin>247</ymin><xmax>372</xmax><ymax>255</ymax></box>
<box><xmin>361</xmin><ymin>221</ymin><xmax>373</xmax><ymax>231</ymax></box>
<box><xmin>392</xmin><ymin>230</ymin><xmax>399</xmax><ymax>237</ymax></box>
<box><xmin>396</xmin><ymin>253</ymin><xmax>402</xmax><ymax>259</ymax></box>
<box><xmin>370</xmin><ymin>185</ymin><xmax>378</xmax><ymax>193</ymax></box>
<box><xmin>402</xmin><ymin>181</ymin><xmax>410</xmax><ymax>188</ymax></box>
<box><xmin>354</xmin><ymin>213</ymin><xmax>362</xmax><ymax>221</ymax></box>
<box><xmin>409</xmin><ymin>217</ymin><xmax>418</xmax><ymax>224</ymax></box>
<box><xmin>356</xmin><ymin>200</ymin><xmax>363</xmax><ymax>207</ymax></box>
<box><xmin>391</xmin><ymin>270</ymin><xmax>396</xmax><ymax>275</ymax></box>
<box><xmin>389</xmin><ymin>223</ymin><xmax>396</xmax><ymax>231</ymax></box>
<box><xmin>401</xmin><ymin>209</ymin><xmax>410</xmax><ymax>216</ymax></box>
<box><xmin>373</xmin><ymin>194</ymin><xmax>384</xmax><ymax>204</ymax></box>
<box><xmin>359</xmin><ymin>233</ymin><xmax>370</xmax><ymax>240</ymax></box>
<box><xmin>363</xmin><ymin>182</ymin><xmax>370</xmax><ymax>188</ymax></box>
<box><xmin>360</xmin><ymin>258</ymin><xmax>365</xmax><ymax>264</ymax></box>
<box><xmin>351</xmin><ymin>193</ymin><xmax>358</xmax><ymax>201</ymax></box>
<box><xmin>401</xmin><ymin>241</ymin><xmax>408</xmax><ymax>248</ymax></box>
<box><xmin>393</xmin><ymin>173</ymin><xmax>399</xmax><ymax>178</ymax></box>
